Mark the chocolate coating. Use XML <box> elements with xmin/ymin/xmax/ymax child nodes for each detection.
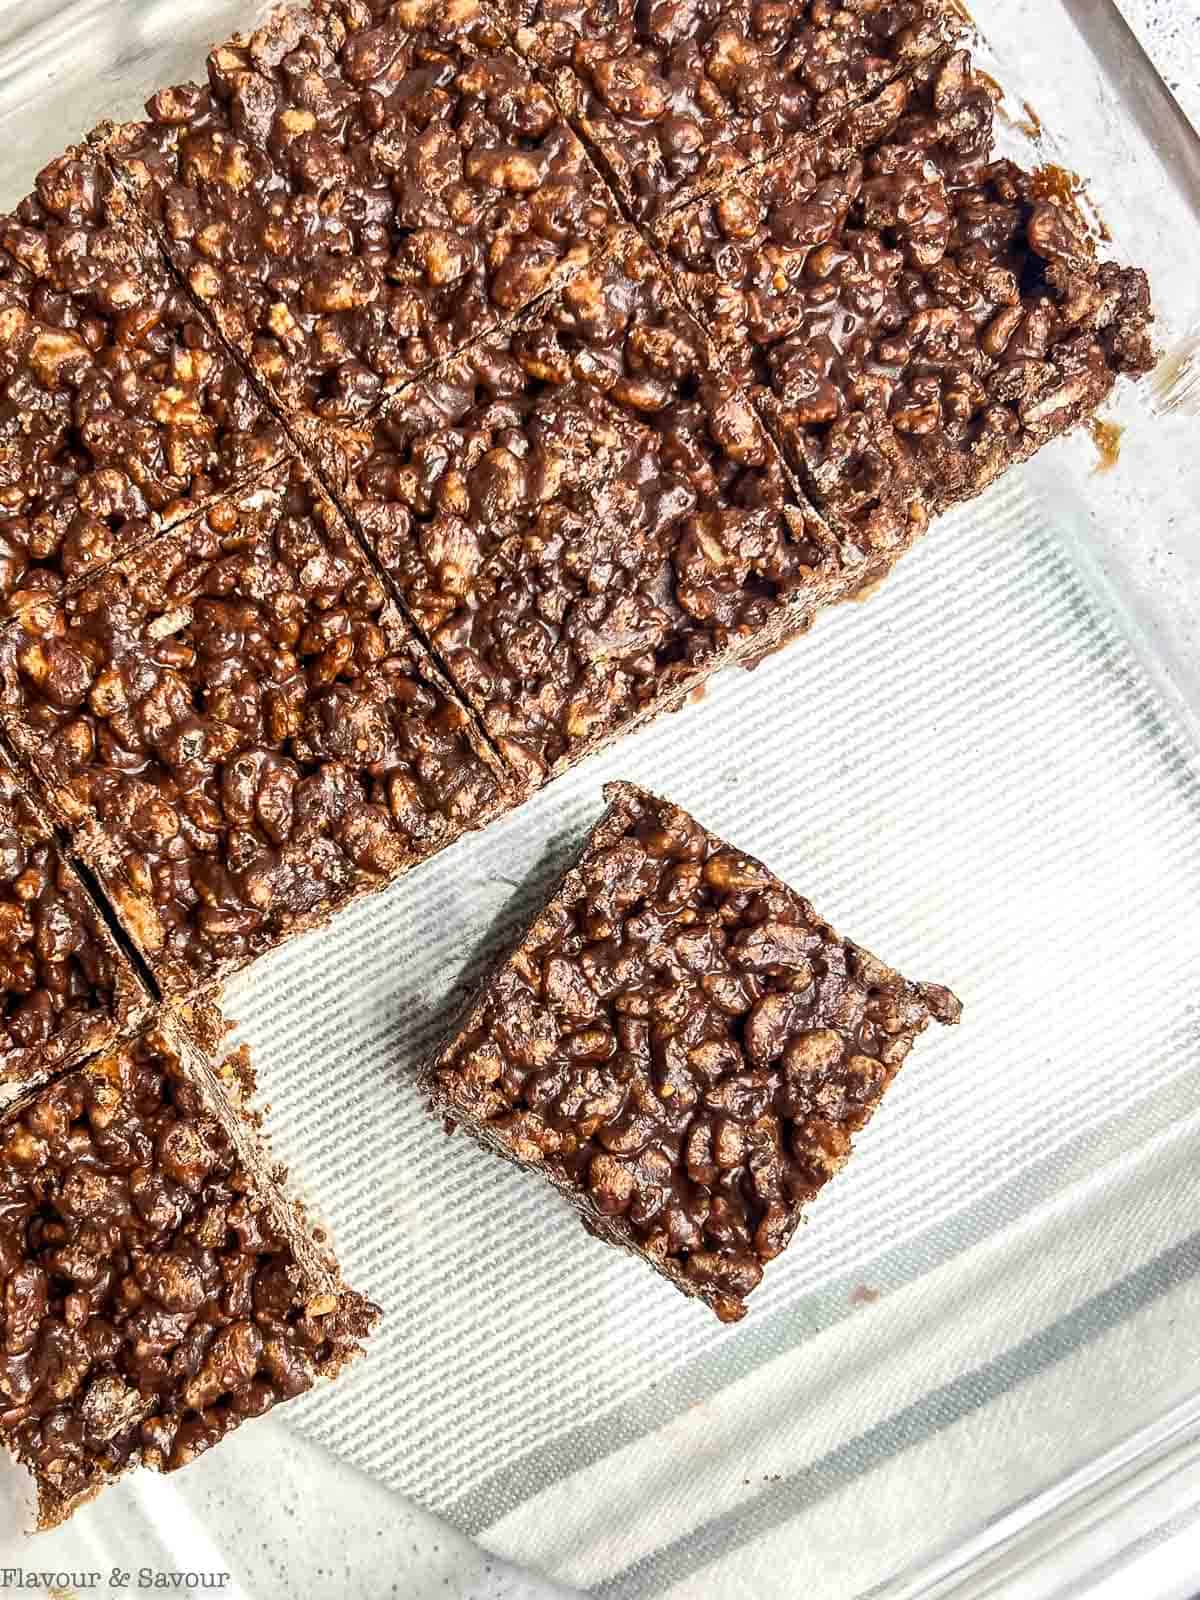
<box><xmin>0</xmin><ymin>458</ymin><xmax>508</xmax><ymax>995</ymax></box>
<box><xmin>108</xmin><ymin>0</ymin><xmax>619</xmax><ymax>424</ymax></box>
<box><xmin>426</xmin><ymin>782</ymin><xmax>960</xmax><ymax>1321</ymax></box>
<box><xmin>0</xmin><ymin>1022</ymin><xmax>375</xmax><ymax>1527</ymax></box>
<box><xmin>658</xmin><ymin>52</ymin><xmax>1155</xmax><ymax>550</ymax></box>
<box><xmin>0</xmin><ymin>146</ymin><xmax>284</xmax><ymax>620</ymax></box>
<box><xmin>500</xmin><ymin>0</ymin><xmax>963</xmax><ymax>221</ymax></box>
<box><xmin>0</xmin><ymin>759</ymin><xmax>149</xmax><ymax>1086</ymax></box>
<box><xmin>334</xmin><ymin>231</ymin><xmax>840</xmax><ymax>783</ymax></box>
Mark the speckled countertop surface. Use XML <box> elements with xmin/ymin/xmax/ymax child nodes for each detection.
<box><xmin>1119</xmin><ymin>0</ymin><xmax>1200</xmax><ymax>130</ymax></box>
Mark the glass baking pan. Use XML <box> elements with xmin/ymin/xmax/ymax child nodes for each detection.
<box><xmin>0</xmin><ymin>2</ymin><xmax>1198</xmax><ymax>1597</ymax></box>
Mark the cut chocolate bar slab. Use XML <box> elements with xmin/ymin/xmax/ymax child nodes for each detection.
<box><xmin>0</xmin><ymin>144</ymin><xmax>286</xmax><ymax>621</ymax></box>
<box><xmin>657</xmin><ymin>50</ymin><xmax>1154</xmax><ymax>544</ymax></box>
<box><xmin>0</xmin><ymin>1012</ymin><xmax>377</xmax><ymax>1527</ymax></box>
<box><xmin>424</xmin><ymin>782</ymin><xmax>960</xmax><ymax>1322</ymax></box>
<box><xmin>326</xmin><ymin>230</ymin><xmax>848</xmax><ymax>785</ymax></box>
<box><xmin>105</xmin><ymin>0</ymin><xmax>619</xmax><ymax>426</ymax></box>
<box><xmin>0</xmin><ymin>457</ymin><xmax>512</xmax><ymax>996</ymax></box>
<box><xmin>0</xmin><ymin>753</ymin><xmax>150</xmax><ymax>1089</ymax></box>
<box><xmin>497</xmin><ymin>0</ymin><xmax>964</xmax><ymax>222</ymax></box>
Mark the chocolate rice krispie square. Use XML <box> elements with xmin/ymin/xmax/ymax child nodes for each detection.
<box><xmin>497</xmin><ymin>0</ymin><xmax>964</xmax><ymax>221</ymax></box>
<box><xmin>0</xmin><ymin>456</ymin><xmax>512</xmax><ymax>996</ymax></box>
<box><xmin>106</xmin><ymin>0</ymin><xmax>620</xmax><ymax>426</ymax></box>
<box><xmin>324</xmin><ymin>230</ymin><xmax>852</xmax><ymax>785</ymax></box>
<box><xmin>0</xmin><ymin>1011</ymin><xmax>376</xmax><ymax>1526</ymax></box>
<box><xmin>0</xmin><ymin>145</ymin><xmax>284</xmax><ymax>621</ymax></box>
<box><xmin>656</xmin><ymin>50</ymin><xmax>1154</xmax><ymax>547</ymax></box>
<box><xmin>425</xmin><ymin>782</ymin><xmax>960</xmax><ymax>1322</ymax></box>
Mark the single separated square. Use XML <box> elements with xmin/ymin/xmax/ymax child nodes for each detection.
<box><xmin>106</xmin><ymin>0</ymin><xmax>620</xmax><ymax>427</ymax></box>
<box><xmin>0</xmin><ymin>1012</ymin><xmax>377</xmax><ymax>1528</ymax></box>
<box><xmin>0</xmin><ymin>753</ymin><xmax>150</xmax><ymax>1089</ymax></box>
<box><xmin>497</xmin><ymin>0</ymin><xmax>963</xmax><ymax>222</ymax></box>
<box><xmin>327</xmin><ymin>229</ymin><xmax>846</xmax><ymax>786</ymax></box>
<box><xmin>0</xmin><ymin>144</ymin><xmax>285</xmax><ymax>621</ymax></box>
<box><xmin>657</xmin><ymin>50</ymin><xmax>1155</xmax><ymax>548</ymax></box>
<box><xmin>425</xmin><ymin>782</ymin><xmax>960</xmax><ymax>1322</ymax></box>
<box><xmin>0</xmin><ymin>456</ymin><xmax>512</xmax><ymax>997</ymax></box>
